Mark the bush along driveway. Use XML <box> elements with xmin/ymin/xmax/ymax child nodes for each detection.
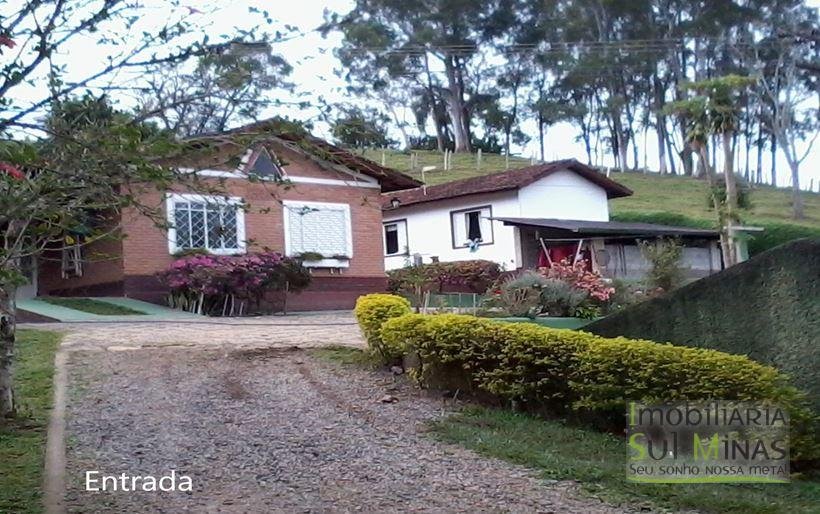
<box><xmin>59</xmin><ymin>332</ymin><xmax>631</xmax><ymax>513</ymax></box>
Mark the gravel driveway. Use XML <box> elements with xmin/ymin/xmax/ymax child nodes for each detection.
<box><xmin>59</xmin><ymin>320</ymin><xmax>633</xmax><ymax>513</ymax></box>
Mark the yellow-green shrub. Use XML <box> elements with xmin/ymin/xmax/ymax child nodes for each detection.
<box><xmin>353</xmin><ymin>293</ymin><xmax>411</xmax><ymax>362</ymax></box>
<box><xmin>378</xmin><ymin>312</ymin><xmax>818</xmax><ymax>459</ymax></box>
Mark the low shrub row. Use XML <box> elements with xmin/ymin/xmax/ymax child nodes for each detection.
<box><xmin>387</xmin><ymin>260</ymin><xmax>501</xmax><ymax>295</ymax></box>
<box><xmin>355</xmin><ymin>293</ymin><xmax>818</xmax><ymax>460</ymax></box>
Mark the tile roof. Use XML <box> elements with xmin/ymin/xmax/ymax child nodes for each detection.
<box><xmin>382</xmin><ymin>159</ymin><xmax>633</xmax><ymax>209</ymax></box>
<box><xmin>174</xmin><ymin>119</ymin><xmax>422</xmax><ymax>192</ymax></box>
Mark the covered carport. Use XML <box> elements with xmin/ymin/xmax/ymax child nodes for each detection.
<box><xmin>492</xmin><ymin>217</ymin><xmax>722</xmax><ymax>281</ymax></box>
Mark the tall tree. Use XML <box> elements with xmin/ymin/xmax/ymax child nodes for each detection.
<box><xmin>752</xmin><ymin>17</ymin><xmax>819</xmax><ymax>218</ymax></box>
<box><xmin>331</xmin><ymin>105</ymin><xmax>396</xmax><ymax>149</ymax></box>
<box><xmin>139</xmin><ymin>42</ymin><xmax>294</xmax><ymax>137</ymax></box>
<box><xmin>325</xmin><ymin>0</ymin><xmax>517</xmax><ymax>153</ymax></box>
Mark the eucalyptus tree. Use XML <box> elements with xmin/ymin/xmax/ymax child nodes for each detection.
<box><xmin>750</xmin><ymin>8</ymin><xmax>819</xmax><ymax>219</ymax></box>
<box><xmin>325</xmin><ymin>0</ymin><xmax>517</xmax><ymax>153</ymax></box>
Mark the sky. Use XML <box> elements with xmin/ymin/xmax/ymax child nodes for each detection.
<box><xmin>8</xmin><ymin>0</ymin><xmax>820</xmax><ymax>189</ymax></box>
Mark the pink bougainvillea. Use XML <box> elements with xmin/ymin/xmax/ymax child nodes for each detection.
<box><xmin>539</xmin><ymin>259</ymin><xmax>615</xmax><ymax>302</ymax></box>
<box><xmin>157</xmin><ymin>251</ymin><xmax>310</xmax><ymax>315</ymax></box>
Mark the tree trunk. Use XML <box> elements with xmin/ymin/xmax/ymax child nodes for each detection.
<box><xmin>657</xmin><ymin>122</ymin><xmax>668</xmax><ymax>174</ymax></box>
<box><xmin>538</xmin><ymin>111</ymin><xmax>545</xmax><ymax>162</ymax></box>
<box><xmin>770</xmin><ymin>132</ymin><xmax>777</xmax><ymax>186</ymax></box>
<box><xmin>423</xmin><ymin>54</ymin><xmax>446</xmax><ymax>152</ymax></box>
<box><xmin>723</xmin><ymin>131</ymin><xmax>739</xmax><ymax>217</ymax></box>
<box><xmin>788</xmin><ymin>160</ymin><xmax>804</xmax><ymax>219</ymax></box>
<box><xmin>443</xmin><ymin>56</ymin><xmax>471</xmax><ymax>153</ymax></box>
<box><xmin>756</xmin><ymin>121</ymin><xmax>764</xmax><ymax>184</ymax></box>
<box><xmin>0</xmin><ymin>284</ymin><xmax>17</xmax><ymax>418</ymax></box>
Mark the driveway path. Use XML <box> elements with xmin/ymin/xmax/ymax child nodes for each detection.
<box><xmin>38</xmin><ymin>314</ymin><xmax>634</xmax><ymax>513</ymax></box>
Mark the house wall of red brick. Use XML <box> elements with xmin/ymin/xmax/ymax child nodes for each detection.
<box><xmin>41</xmin><ymin>149</ymin><xmax>390</xmax><ymax>310</ymax></box>
<box><xmin>38</xmin><ymin>230</ymin><xmax>125</xmax><ymax>297</ymax></box>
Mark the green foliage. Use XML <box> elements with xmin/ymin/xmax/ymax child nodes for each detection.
<box><xmin>387</xmin><ymin>260</ymin><xmax>501</xmax><ymax>296</ymax></box>
<box><xmin>331</xmin><ymin>106</ymin><xmax>396</xmax><ymax>149</ymax></box>
<box><xmin>489</xmin><ymin>271</ymin><xmax>548</xmax><ymax>318</ymax></box>
<box><xmin>638</xmin><ymin>238</ymin><xmax>684</xmax><ymax>292</ymax></box>
<box><xmin>709</xmin><ymin>174</ymin><xmax>753</xmax><ymax>211</ymax></box>
<box><xmin>539</xmin><ymin>278</ymin><xmax>590</xmax><ymax>317</ymax></box>
<box><xmin>0</xmin><ymin>330</ymin><xmax>61</xmax><ymax>514</ymax></box>
<box><xmin>378</xmin><ymin>312</ymin><xmax>818</xmax><ymax>459</ymax></box>
<box><xmin>746</xmin><ymin>222</ymin><xmax>820</xmax><ymax>256</ymax></box>
<box><xmin>587</xmin><ymin>238</ymin><xmax>820</xmax><ymax>416</ymax></box>
<box><xmin>353</xmin><ymin>293</ymin><xmax>412</xmax><ymax>363</ymax></box>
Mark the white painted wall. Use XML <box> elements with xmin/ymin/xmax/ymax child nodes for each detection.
<box><xmin>384</xmin><ymin>168</ymin><xmax>612</xmax><ymax>270</ymax></box>
<box><xmin>384</xmin><ymin>191</ymin><xmax>521</xmax><ymax>271</ymax></box>
<box><xmin>517</xmin><ymin>170</ymin><xmax>610</xmax><ymax>221</ymax></box>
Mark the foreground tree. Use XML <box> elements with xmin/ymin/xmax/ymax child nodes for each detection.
<box><xmin>0</xmin><ymin>97</ymin><xmax>208</xmax><ymax>416</ymax></box>
<box><xmin>0</xmin><ymin>1</ymin><xmax>279</xmax><ymax>418</ymax></box>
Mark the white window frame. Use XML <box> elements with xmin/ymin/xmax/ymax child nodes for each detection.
<box><xmin>450</xmin><ymin>205</ymin><xmax>494</xmax><ymax>248</ymax></box>
<box><xmin>383</xmin><ymin>219</ymin><xmax>408</xmax><ymax>256</ymax></box>
<box><xmin>166</xmin><ymin>193</ymin><xmax>246</xmax><ymax>255</ymax></box>
<box><xmin>283</xmin><ymin>200</ymin><xmax>353</xmax><ymax>268</ymax></box>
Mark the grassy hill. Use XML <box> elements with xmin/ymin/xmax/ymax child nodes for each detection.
<box><xmin>363</xmin><ymin>149</ymin><xmax>820</xmax><ymax>253</ymax></box>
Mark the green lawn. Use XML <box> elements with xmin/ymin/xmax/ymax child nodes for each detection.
<box><xmin>0</xmin><ymin>329</ymin><xmax>61</xmax><ymax>514</ymax></box>
<box><xmin>311</xmin><ymin>345</ymin><xmax>378</xmax><ymax>367</ymax></box>
<box><xmin>39</xmin><ymin>297</ymin><xmax>145</xmax><ymax>315</ymax></box>
<box><xmin>363</xmin><ymin>149</ymin><xmax>820</xmax><ymax>228</ymax></box>
<box><xmin>429</xmin><ymin>406</ymin><xmax>820</xmax><ymax>514</ymax></box>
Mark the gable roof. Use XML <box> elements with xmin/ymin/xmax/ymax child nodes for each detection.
<box><xmin>168</xmin><ymin>119</ymin><xmax>422</xmax><ymax>192</ymax></box>
<box><xmin>382</xmin><ymin>159</ymin><xmax>633</xmax><ymax>209</ymax></box>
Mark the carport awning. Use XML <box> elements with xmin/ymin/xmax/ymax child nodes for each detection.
<box><xmin>491</xmin><ymin>217</ymin><xmax>720</xmax><ymax>239</ymax></box>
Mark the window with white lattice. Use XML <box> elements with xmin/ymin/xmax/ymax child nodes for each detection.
<box><xmin>166</xmin><ymin>194</ymin><xmax>246</xmax><ymax>255</ymax></box>
<box><xmin>283</xmin><ymin>201</ymin><xmax>352</xmax><ymax>267</ymax></box>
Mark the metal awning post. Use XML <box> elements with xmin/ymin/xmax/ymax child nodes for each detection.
<box><xmin>574</xmin><ymin>239</ymin><xmax>584</xmax><ymax>264</ymax></box>
<box><xmin>538</xmin><ymin>237</ymin><xmax>553</xmax><ymax>266</ymax></box>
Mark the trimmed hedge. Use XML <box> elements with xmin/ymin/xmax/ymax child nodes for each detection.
<box><xmin>373</xmin><ymin>308</ymin><xmax>818</xmax><ymax>460</ymax></box>
<box><xmin>612</xmin><ymin>211</ymin><xmax>820</xmax><ymax>255</ymax></box>
<box><xmin>586</xmin><ymin>238</ymin><xmax>820</xmax><ymax>412</ymax></box>
<box><xmin>353</xmin><ymin>294</ymin><xmax>411</xmax><ymax>363</ymax></box>
<box><xmin>387</xmin><ymin>260</ymin><xmax>501</xmax><ymax>294</ymax></box>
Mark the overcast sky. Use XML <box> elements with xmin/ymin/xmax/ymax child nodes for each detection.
<box><xmin>15</xmin><ymin>0</ymin><xmax>820</xmax><ymax>188</ymax></box>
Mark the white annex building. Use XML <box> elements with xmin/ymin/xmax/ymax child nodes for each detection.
<box><xmin>381</xmin><ymin>160</ymin><xmax>723</xmax><ymax>281</ymax></box>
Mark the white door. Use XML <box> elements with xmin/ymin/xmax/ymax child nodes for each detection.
<box><xmin>15</xmin><ymin>256</ymin><xmax>37</xmax><ymax>300</ymax></box>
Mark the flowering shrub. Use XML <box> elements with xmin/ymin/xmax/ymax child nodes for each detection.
<box><xmin>387</xmin><ymin>260</ymin><xmax>501</xmax><ymax>295</ymax></box>
<box><xmin>158</xmin><ymin>251</ymin><xmax>310</xmax><ymax>316</ymax></box>
<box><xmin>540</xmin><ymin>259</ymin><xmax>614</xmax><ymax>302</ymax></box>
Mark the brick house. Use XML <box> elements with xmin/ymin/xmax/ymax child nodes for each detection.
<box><xmin>35</xmin><ymin>121</ymin><xmax>421</xmax><ymax>311</ymax></box>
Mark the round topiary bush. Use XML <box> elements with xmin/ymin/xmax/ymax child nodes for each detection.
<box><xmin>354</xmin><ymin>293</ymin><xmax>411</xmax><ymax>363</ymax></box>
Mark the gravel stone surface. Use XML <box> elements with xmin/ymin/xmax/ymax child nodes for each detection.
<box><xmin>63</xmin><ymin>345</ymin><xmax>637</xmax><ymax>513</ymax></box>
